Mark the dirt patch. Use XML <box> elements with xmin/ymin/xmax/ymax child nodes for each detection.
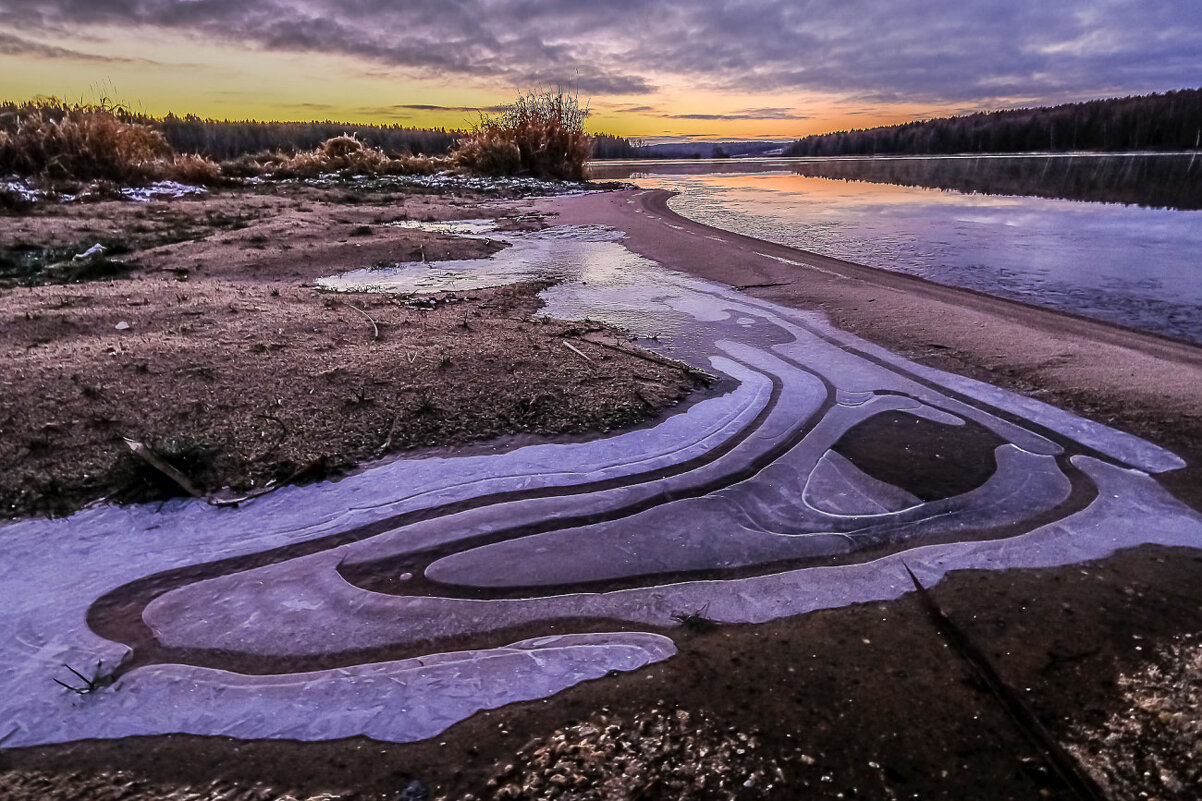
<box><xmin>1067</xmin><ymin>633</ymin><xmax>1202</xmax><ymax>800</ymax></box>
<box><xmin>0</xmin><ymin>186</ymin><xmax>702</xmax><ymax>518</ymax></box>
<box><xmin>478</xmin><ymin>707</ymin><xmax>790</xmax><ymax>800</ymax></box>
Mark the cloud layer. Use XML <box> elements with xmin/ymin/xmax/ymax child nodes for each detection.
<box><xmin>3</xmin><ymin>0</ymin><xmax>1199</xmax><ymax>104</ymax></box>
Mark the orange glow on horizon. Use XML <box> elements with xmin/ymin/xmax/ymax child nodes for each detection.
<box><xmin>0</xmin><ymin>28</ymin><xmax>985</xmax><ymax>141</ymax></box>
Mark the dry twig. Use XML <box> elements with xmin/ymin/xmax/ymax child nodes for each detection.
<box><xmin>347</xmin><ymin>304</ymin><xmax>380</xmax><ymax>340</ymax></box>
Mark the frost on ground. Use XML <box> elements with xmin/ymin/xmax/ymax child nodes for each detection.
<box><xmin>468</xmin><ymin>707</ymin><xmax>792</xmax><ymax>801</ymax></box>
<box><xmin>120</xmin><ymin>180</ymin><xmax>208</xmax><ymax>202</ymax></box>
<box><xmin>1</xmin><ymin>178</ymin><xmax>43</xmax><ymax>203</ymax></box>
<box><xmin>297</xmin><ymin>172</ymin><xmax>602</xmax><ymax>196</ymax></box>
<box><xmin>1067</xmin><ymin>633</ymin><xmax>1202</xmax><ymax>800</ymax></box>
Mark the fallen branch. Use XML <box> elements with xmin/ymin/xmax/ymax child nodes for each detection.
<box><xmin>210</xmin><ymin>456</ymin><xmax>328</xmax><ymax>508</ymax></box>
<box><xmin>347</xmin><ymin>304</ymin><xmax>380</xmax><ymax>340</ymax></box>
<box><xmin>122</xmin><ymin>438</ymin><xmax>203</xmax><ymax>498</ymax></box>
<box><xmin>734</xmin><ymin>281</ymin><xmax>792</xmax><ymax>291</ymax></box>
<box><xmin>580</xmin><ymin>335</ymin><xmax>715</xmax><ymax>382</ymax></box>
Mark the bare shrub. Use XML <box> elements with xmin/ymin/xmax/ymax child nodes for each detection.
<box><xmin>453</xmin><ymin>89</ymin><xmax>592</xmax><ymax>180</ymax></box>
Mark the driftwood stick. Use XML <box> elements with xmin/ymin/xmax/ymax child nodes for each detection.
<box><xmin>562</xmin><ymin>340</ymin><xmax>593</xmax><ymax>362</ymax></box>
<box><xmin>122</xmin><ymin>437</ymin><xmax>203</xmax><ymax>498</ymax></box>
<box><xmin>580</xmin><ymin>335</ymin><xmax>714</xmax><ymax>381</ymax></box>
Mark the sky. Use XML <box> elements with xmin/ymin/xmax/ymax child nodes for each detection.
<box><xmin>1</xmin><ymin>0</ymin><xmax>1199</xmax><ymax>141</ymax></box>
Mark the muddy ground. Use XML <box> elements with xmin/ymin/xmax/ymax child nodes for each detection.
<box><xmin>0</xmin><ymin>183</ymin><xmax>702</xmax><ymax>517</ymax></box>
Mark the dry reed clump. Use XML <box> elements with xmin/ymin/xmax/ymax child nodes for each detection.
<box><xmin>233</xmin><ymin>134</ymin><xmax>451</xmax><ymax>178</ymax></box>
<box><xmin>452</xmin><ymin>89</ymin><xmax>592</xmax><ymax>180</ymax></box>
<box><xmin>0</xmin><ymin>99</ymin><xmax>221</xmax><ymax>184</ymax></box>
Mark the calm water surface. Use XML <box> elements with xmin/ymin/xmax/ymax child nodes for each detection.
<box><xmin>590</xmin><ymin>156</ymin><xmax>1202</xmax><ymax>344</ymax></box>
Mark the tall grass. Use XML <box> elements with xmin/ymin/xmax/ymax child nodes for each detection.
<box><xmin>453</xmin><ymin>89</ymin><xmax>592</xmax><ymax>180</ymax></box>
<box><xmin>0</xmin><ymin>98</ymin><xmax>220</xmax><ymax>184</ymax></box>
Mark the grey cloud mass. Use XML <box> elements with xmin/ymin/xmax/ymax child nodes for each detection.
<box><xmin>2</xmin><ymin>0</ymin><xmax>1199</xmax><ymax>103</ymax></box>
<box><xmin>0</xmin><ymin>30</ymin><xmax>150</xmax><ymax>63</ymax></box>
<box><xmin>665</xmin><ymin>107</ymin><xmax>808</xmax><ymax>120</ymax></box>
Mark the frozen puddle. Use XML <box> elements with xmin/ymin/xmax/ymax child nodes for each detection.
<box><xmin>2</xmin><ymin>220</ymin><xmax>1200</xmax><ymax>748</ymax></box>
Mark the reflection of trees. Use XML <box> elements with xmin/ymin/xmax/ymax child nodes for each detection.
<box><xmin>788</xmin><ymin>156</ymin><xmax>1202</xmax><ymax>211</ymax></box>
<box><xmin>785</xmin><ymin>89</ymin><xmax>1202</xmax><ymax>158</ymax></box>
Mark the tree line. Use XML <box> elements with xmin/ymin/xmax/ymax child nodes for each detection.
<box><xmin>157</xmin><ymin>115</ymin><xmax>460</xmax><ymax>159</ymax></box>
<box><xmin>784</xmin><ymin>88</ymin><xmax>1202</xmax><ymax>157</ymax></box>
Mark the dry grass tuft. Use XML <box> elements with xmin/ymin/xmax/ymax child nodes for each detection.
<box><xmin>0</xmin><ymin>98</ymin><xmax>221</xmax><ymax>184</ymax></box>
<box><xmin>453</xmin><ymin>89</ymin><xmax>592</xmax><ymax>180</ymax></box>
<box><xmin>222</xmin><ymin>135</ymin><xmax>451</xmax><ymax>179</ymax></box>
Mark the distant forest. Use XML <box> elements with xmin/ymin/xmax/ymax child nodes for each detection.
<box><xmin>165</xmin><ymin>120</ymin><xmax>643</xmax><ymax>160</ymax></box>
<box><xmin>158</xmin><ymin>116</ymin><xmax>460</xmax><ymax>159</ymax></box>
<box><xmin>784</xmin><ymin>89</ymin><xmax>1202</xmax><ymax>157</ymax></box>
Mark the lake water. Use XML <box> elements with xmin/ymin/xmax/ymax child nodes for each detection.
<box><xmin>589</xmin><ymin>155</ymin><xmax>1202</xmax><ymax>344</ymax></box>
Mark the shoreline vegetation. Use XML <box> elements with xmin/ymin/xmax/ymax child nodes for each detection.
<box><xmin>0</xmin><ymin>89</ymin><xmax>599</xmax><ymax>196</ymax></box>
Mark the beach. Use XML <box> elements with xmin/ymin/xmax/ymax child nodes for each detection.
<box><xmin>3</xmin><ymin>181</ymin><xmax>1201</xmax><ymax>801</ymax></box>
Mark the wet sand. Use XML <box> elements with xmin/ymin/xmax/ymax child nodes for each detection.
<box><xmin>542</xmin><ymin>188</ymin><xmax>1202</xmax><ymax>511</ymax></box>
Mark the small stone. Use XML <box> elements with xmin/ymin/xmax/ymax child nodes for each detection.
<box><xmin>115</xmin><ymin>321</ymin><xmax>131</xmax><ymax>331</ymax></box>
<box><xmin>398</xmin><ymin>778</ymin><xmax>428</xmax><ymax>801</ymax></box>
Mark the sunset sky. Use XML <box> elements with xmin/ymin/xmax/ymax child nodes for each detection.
<box><xmin>2</xmin><ymin>0</ymin><xmax>1199</xmax><ymax>141</ymax></box>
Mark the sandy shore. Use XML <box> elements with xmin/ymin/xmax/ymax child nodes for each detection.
<box><xmin>542</xmin><ymin>188</ymin><xmax>1202</xmax><ymax>511</ymax></box>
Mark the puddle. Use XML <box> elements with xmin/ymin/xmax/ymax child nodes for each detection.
<box><xmin>319</xmin><ymin>220</ymin><xmax>715</xmax><ymax>363</ymax></box>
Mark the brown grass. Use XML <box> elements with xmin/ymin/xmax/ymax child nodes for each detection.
<box><xmin>221</xmin><ymin>135</ymin><xmax>452</xmax><ymax>179</ymax></box>
<box><xmin>452</xmin><ymin>89</ymin><xmax>592</xmax><ymax>180</ymax></box>
<box><xmin>0</xmin><ymin>98</ymin><xmax>221</xmax><ymax>184</ymax></box>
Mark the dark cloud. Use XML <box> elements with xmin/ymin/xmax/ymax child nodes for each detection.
<box><xmin>0</xmin><ymin>31</ymin><xmax>149</xmax><ymax>63</ymax></box>
<box><xmin>2</xmin><ymin>0</ymin><xmax>1199</xmax><ymax>105</ymax></box>
<box><xmin>394</xmin><ymin>104</ymin><xmax>509</xmax><ymax>112</ymax></box>
<box><xmin>664</xmin><ymin>107</ymin><xmax>808</xmax><ymax>120</ymax></box>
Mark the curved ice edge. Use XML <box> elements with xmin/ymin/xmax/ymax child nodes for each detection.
<box><xmin>3</xmin><ymin>632</ymin><xmax>675</xmax><ymax>748</ymax></box>
<box><xmin>0</xmin><ymin>356</ymin><xmax>763</xmax><ymax>567</ymax></box>
<box><xmin>815</xmin><ymin>318</ymin><xmax>1185</xmax><ymax>473</ymax></box>
<box><xmin>716</xmin><ymin>283</ymin><xmax>1185</xmax><ymax>473</ymax></box>
<box><xmin>144</xmin><ymin>457</ymin><xmax>1202</xmax><ymax>660</ymax></box>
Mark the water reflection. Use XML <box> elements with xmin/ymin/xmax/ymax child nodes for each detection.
<box><xmin>590</xmin><ymin>153</ymin><xmax>1202</xmax><ymax>211</ymax></box>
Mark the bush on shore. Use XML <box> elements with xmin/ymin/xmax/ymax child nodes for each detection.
<box><xmin>452</xmin><ymin>89</ymin><xmax>592</xmax><ymax>180</ymax></box>
<box><xmin>0</xmin><ymin>99</ymin><xmax>221</xmax><ymax>184</ymax></box>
